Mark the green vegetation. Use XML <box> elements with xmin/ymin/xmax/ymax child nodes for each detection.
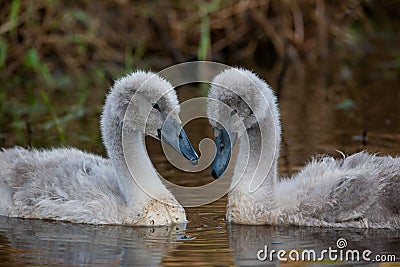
<box><xmin>0</xmin><ymin>0</ymin><xmax>398</xmax><ymax>150</ymax></box>
<box><xmin>25</xmin><ymin>48</ymin><xmax>55</xmax><ymax>87</ymax></box>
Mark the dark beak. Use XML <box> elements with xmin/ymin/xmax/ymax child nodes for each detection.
<box><xmin>161</xmin><ymin>117</ymin><xmax>198</xmax><ymax>165</ymax></box>
<box><xmin>211</xmin><ymin>128</ymin><xmax>237</xmax><ymax>179</ymax></box>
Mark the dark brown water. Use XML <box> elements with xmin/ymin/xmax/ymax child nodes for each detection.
<box><xmin>1</xmin><ymin>54</ymin><xmax>400</xmax><ymax>265</ymax></box>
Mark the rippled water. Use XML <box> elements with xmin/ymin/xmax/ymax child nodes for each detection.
<box><xmin>0</xmin><ymin>200</ymin><xmax>399</xmax><ymax>266</ymax></box>
<box><xmin>1</xmin><ymin>53</ymin><xmax>400</xmax><ymax>265</ymax></box>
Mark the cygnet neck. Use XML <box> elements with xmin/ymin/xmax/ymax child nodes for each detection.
<box><xmin>102</xmin><ymin>117</ymin><xmax>167</xmax><ymax>208</ymax></box>
<box><xmin>231</xmin><ymin>114</ymin><xmax>280</xmax><ymax>201</ymax></box>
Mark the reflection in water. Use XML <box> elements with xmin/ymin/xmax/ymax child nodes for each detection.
<box><xmin>228</xmin><ymin>224</ymin><xmax>400</xmax><ymax>266</ymax></box>
<box><xmin>1</xmin><ymin>208</ymin><xmax>399</xmax><ymax>266</ymax></box>
<box><xmin>0</xmin><ymin>216</ymin><xmax>185</xmax><ymax>266</ymax></box>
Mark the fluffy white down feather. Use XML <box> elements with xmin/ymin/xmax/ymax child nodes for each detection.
<box><xmin>0</xmin><ymin>70</ymin><xmax>187</xmax><ymax>226</ymax></box>
<box><xmin>208</xmin><ymin>68</ymin><xmax>400</xmax><ymax>229</ymax></box>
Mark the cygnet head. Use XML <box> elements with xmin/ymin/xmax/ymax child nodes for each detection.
<box><xmin>207</xmin><ymin>68</ymin><xmax>279</xmax><ymax>178</ymax></box>
<box><xmin>101</xmin><ymin>70</ymin><xmax>198</xmax><ymax>164</ymax></box>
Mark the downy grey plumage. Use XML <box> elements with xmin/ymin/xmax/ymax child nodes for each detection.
<box><xmin>208</xmin><ymin>68</ymin><xmax>400</xmax><ymax>229</ymax></box>
<box><xmin>0</xmin><ymin>70</ymin><xmax>198</xmax><ymax>226</ymax></box>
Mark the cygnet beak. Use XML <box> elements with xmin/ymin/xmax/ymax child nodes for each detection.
<box><xmin>211</xmin><ymin>127</ymin><xmax>237</xmax><ymax>179</ymax></box>
<box><xmin>161</xmin><ymin>117</ymin><xmax>199</xmax><ymax>165</ymax></box>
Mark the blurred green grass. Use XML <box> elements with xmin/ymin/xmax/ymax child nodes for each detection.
<box><xmin>0</xmin><ymin>0</ymin><xmax>399</xmax><ymax>151</ymax></box>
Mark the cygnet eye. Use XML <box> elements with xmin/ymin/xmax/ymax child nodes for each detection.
<box><xmin>152</xmin><ymin>103</ymin><xmax>161</xmax><ymax>112</ymax></box>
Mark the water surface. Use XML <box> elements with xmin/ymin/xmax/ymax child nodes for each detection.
<box><xmin>1</xmin><ymin>53</ymin><xmax>399</xmax><ymax>266</ymax></box>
